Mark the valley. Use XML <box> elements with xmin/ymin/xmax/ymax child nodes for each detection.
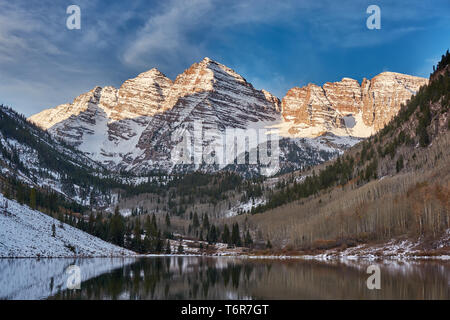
<box><xmin>0</xmin><ymin>52</ymin><xmax>448</xmax><ymax>260</ymax></box>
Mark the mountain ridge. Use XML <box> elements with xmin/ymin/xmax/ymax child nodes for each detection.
<box><xmin>28</xmin><ymin>57</ymin><xmax>427</xmax><ymax>175</ymax></box>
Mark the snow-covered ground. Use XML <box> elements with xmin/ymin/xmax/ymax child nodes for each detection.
<box><xmin>225</xmin><ymin>197</ymin><xmax>266</xmax><ymax>217</ymax></box>
<box><xmin>165</xmin><ymin>237</ymin><xmax>245</xmax><ymax>256</ymax></box>
<box><xmin>325</xmin><ymin>233</ymin><xmax>450</xmax><ymax>261</ymax></box>
<box><xmin>246</xmin><ymin>231</ymin><xmax>450</xmax><ymax>261</ymax></box>
<box><xmin>0</xmin><ymin>257</ymin><xmax>136</xmax><ymax>300</ymax></box>
<box><xmin>0</xmin><ymin>194</ymin><xmax>135</xmax><ymax>258</ymax></box>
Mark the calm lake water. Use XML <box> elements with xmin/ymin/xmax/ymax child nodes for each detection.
<box><xmin>0</xmin><ymin>256</ymin><xmax>449</xmax><ymax>299</ymax></box>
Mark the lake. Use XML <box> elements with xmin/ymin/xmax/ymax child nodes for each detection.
<box><xmin>0</xmin><ymin>256</ymin><xmax>449</xmax><ymax>300</ymax></box>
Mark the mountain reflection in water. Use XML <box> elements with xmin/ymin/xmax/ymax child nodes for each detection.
<box><xmin>46</xmin><ymin>257</ymin><xmax>450</xmax><ymax>300</ymax></box>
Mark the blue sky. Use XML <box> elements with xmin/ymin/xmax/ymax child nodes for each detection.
<box><xmin>0</xmin><ymin>0</ymin><xmax>449</xmax><ymax>116</ymax></box>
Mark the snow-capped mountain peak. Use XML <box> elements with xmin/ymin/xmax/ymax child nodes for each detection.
<box><xmin>27</xmin><ymin>58</ymin><xmax>427</xmax><ymax>175</ymax></box>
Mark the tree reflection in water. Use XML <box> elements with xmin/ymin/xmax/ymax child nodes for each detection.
<box><xmin>50</xmin><ymin>257</ymin><xmax>450</xmax><ymax>300</ymax></box>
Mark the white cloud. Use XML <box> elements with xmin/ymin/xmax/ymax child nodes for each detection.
<box><xmin>121</xmin><ymin>0</ymin><xmax>318</xmax><ymax>71</ymax></box>
<box><xmin>122</xmin><ymin>0</ymin><xmax>213</xmax><ymax>71</ymax></box>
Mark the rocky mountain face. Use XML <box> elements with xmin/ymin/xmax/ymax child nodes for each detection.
<box><xmin>131</xmin><ymin>58</ymin><xmax>282</xmax><ymax>173</ymax></box>
<box><xmin>28</xmin><ymin>58</ymin><xmax>427</xmax><ymax>176</ymax></box>
<box><xmin>30</xmin><ymin>68</ymin><xmax>172</xmax><ymax>128</ymax></box>
<box><xmin>280</xmin><ymin>72</ymin><xmax>428</xmax><ymax>138</ymax></box>
<box><xmin>29</xmin><ymin>58</ymin><xmax>282</xmax><ymax>174</ymax></box>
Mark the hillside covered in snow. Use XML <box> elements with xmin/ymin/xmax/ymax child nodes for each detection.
<box><xmin>0</xmin><ymin>194</ymin><xmax>135</xmax><ymax>258</ymax></box>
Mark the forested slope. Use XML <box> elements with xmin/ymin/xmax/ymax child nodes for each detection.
<box><xmin>242</xmin><ymin>51</ymin><xmax>450</xmax><ymax>251</ymax></box>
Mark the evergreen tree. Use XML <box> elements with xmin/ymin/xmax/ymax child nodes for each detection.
<box><xmin>151</xmin><ymin>213</ymin><xmax>157</xmax><ymax>232</ymax></box>
<box><xmin>4</xmin><ymin>188</ymin><xmax>10</xmax><ymax>199</ymax></box>
<box><xmin>109</xmin><ymin>206</ymin><xmax>125</xmax><ymax>246</ymax></box>
<box><xmin>165</xmin><ymin>240</ymin><xmax>171</xmax><ymax>254</ymax></box>
<box><xmin>125</xmin><ymin>224</ymin><xmax>132</xmax><ymax>247</ymax></box>
<box><xmin>155</xmin><ymin>230</ymin><xmax>163</xmax><ymax>253</ymax></box>
<box><xmin>144</xmin><ymin>215</ymin><xmax>154</xmax><ymax>238</ymax></box>
<box><xmin>88</xmin><ymin>212</ymin><xmax>95</xmax><ymax>233</ymax></box>
<box><xmin>177</xmin><ymin>242</ymin><xmax>184</xmax><ymax>254</ymax></box>
<box><xmin>143</xmin><ymin>234</ymin><xmax>152</xmax><ymax>253</ymax></box>
<box><xmin>192</xmin><ymin>212</ymin><xmax>200</xmax><ymax>229</ymax></box>
<box><xmin>207</xmin><ymin>225</ymin><xmax>217</xmax><ymax>243</ymax></box>
<box><xmin>417</xmin><ymin>121</ymin><xmax>430</xmax><ymax>147</ymax></box>
<box><xmin>30</xmin><ymin>188</ymin><xmax>36</xmax><ymax>210</ymax></box>
<box><xmin>94</xmin><ymin>213</ymin><xmax>104</xmax><ymax>238</ymax></box>
<box><xmin>231</xmin><ymin>223</ymin><xmax>241</xmax><ymax>247</ymax></box>
<box><xmin>133</xmin><ymin>218</ymin><xmax>142</xmax><ymax>252</ymax></box>
<box><xmin>244</xmin><ymin>230</ymin><xmax>253</xmax><ymax>247</ymax></box>
<box><xmin>165</xmin><ymin>213</ymin><xmax>171</xmax><ymax>227</ymax></box>
<box><xmin>222</xmin><ymin>224</ymin><xmax>230</xmax><ymax>244</ymax></box>
<box><xmin>202</xmin><ymin>214</ymin><xmax>210</xmax><ymax>230</ymax></box>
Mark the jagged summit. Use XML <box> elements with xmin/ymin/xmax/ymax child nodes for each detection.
<box><xmin>198</xmin><ymin>56</ymin><xmax>224</xmax><ymax>67</ymax></box>
<box><xmin>135</xmin><ymin>67</ymin><xmax>169</xmax><ymax>79</ymax></box>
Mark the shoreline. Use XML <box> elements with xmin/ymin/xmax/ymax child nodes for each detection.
<box><xmin>2</xmin><ymin>231</ymin><xmax>449</xmax><ymax>261</ymax></box>
<box><xmin>2</xmin><ymin>252</ymin><xmax>449</xmax><ymax>261</ymax></box>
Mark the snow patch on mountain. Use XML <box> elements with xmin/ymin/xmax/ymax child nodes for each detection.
<box><xmin>225</xmin><ymin>197</ymin><xmax>266</xmax><ymax>217</ymax></box>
